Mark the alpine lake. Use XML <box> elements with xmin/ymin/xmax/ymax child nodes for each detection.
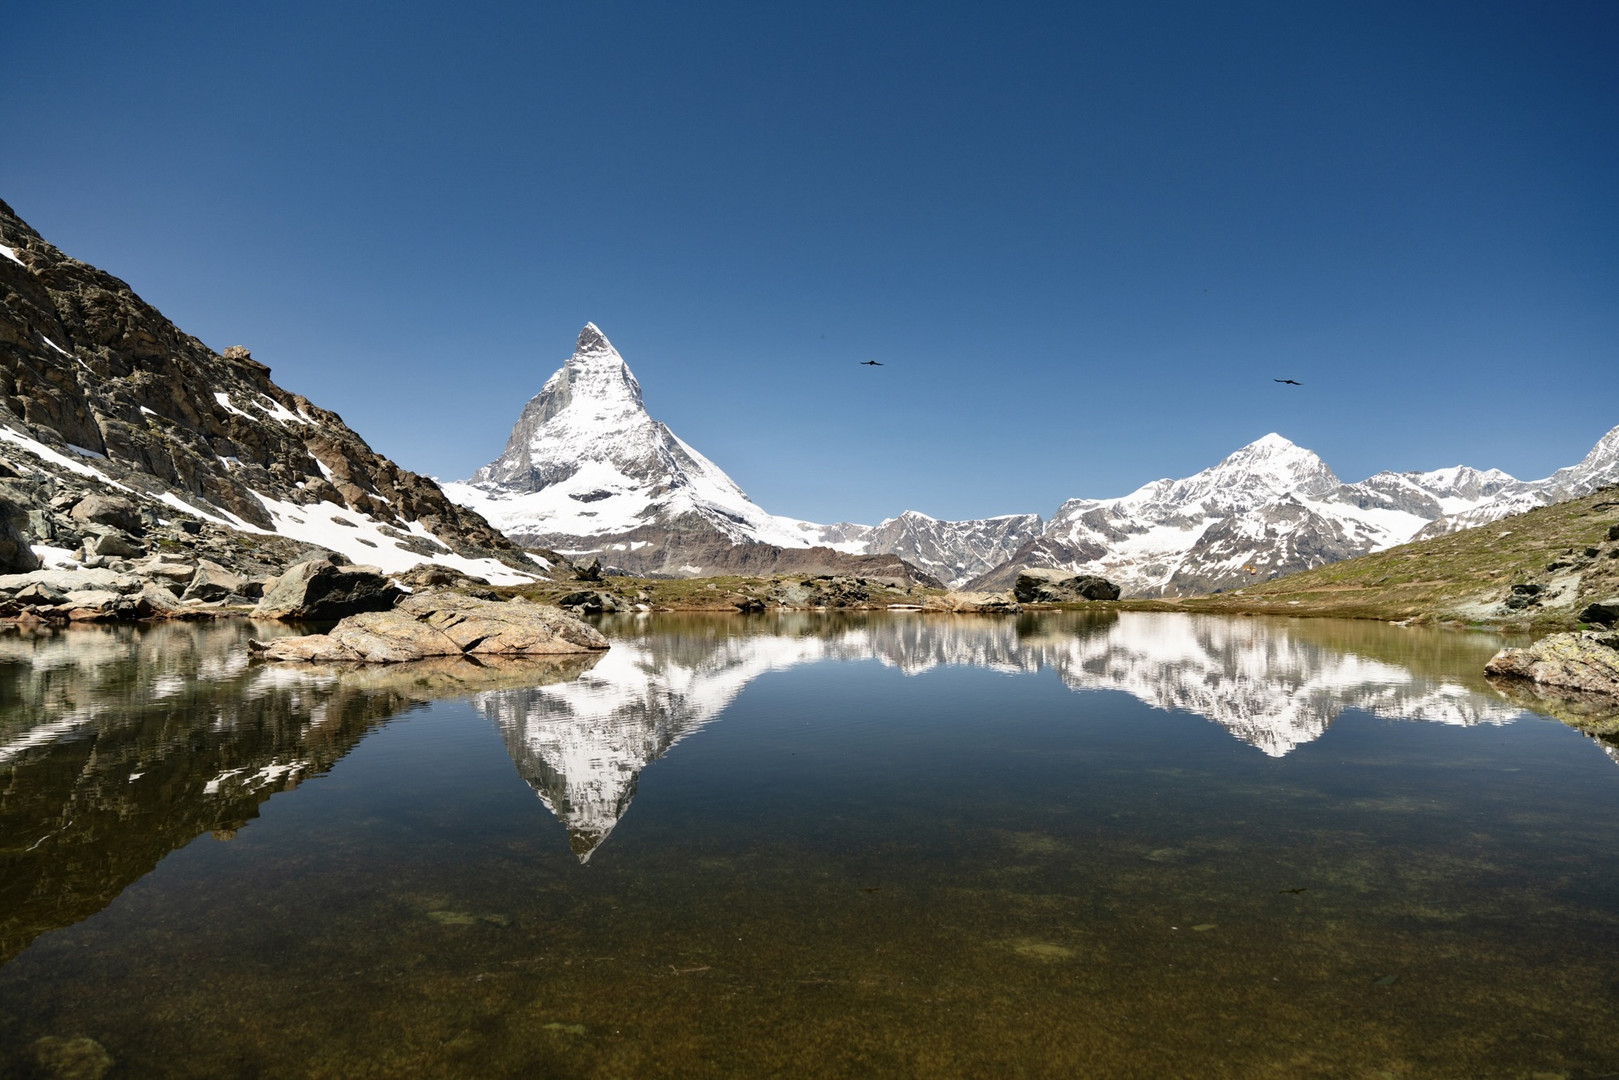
<box><xmin>3</xmin><ymin>609</ymin><xmax>1619</xmax><ymax>1079</ymax></box>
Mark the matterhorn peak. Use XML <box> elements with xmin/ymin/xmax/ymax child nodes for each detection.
<box><xmin>575</xmin><ymin>322</ymin><xmax>615</xmax><ymax>356</ymax></box>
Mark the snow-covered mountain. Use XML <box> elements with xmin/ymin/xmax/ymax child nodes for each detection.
<box><xmin>1412</xmin><ymin>425</ymin><xmax>1619</xmax><ymax>539</ymax></box>
<box><xmin>858</xmin><ymin>510</ymin><xmax>1043</xmax><ymax>585</ymax></box>
<box><xmin>441</xmin><ymin>325</ymin><xmax>926</xmax><ymax>581</ymax></box>
<box><xmin>444</xmin><ymin>323</ymin><xmax>1616</xmax><ymax>595</ymax></box>
<box><xmin>467</xmin><ymin>611</ymin><xmax>1525</xmax><ymax>859</ymax></box>
<box><xmin>968</xmin><ymin>433</ymin><xmax>1539</xmax><ymax>596</ymax></box>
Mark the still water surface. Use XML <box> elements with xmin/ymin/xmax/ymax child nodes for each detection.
<box><xmin>2</xmin><ymin>611</ymin><xmax>1619</xmax><ymax>1077</ymax></box>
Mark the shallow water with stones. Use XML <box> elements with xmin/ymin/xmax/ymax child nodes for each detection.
<box><xmin>2</xmin><ymin>611</ymin><xmax>1618</xmax><ymax>1078</ymax></box>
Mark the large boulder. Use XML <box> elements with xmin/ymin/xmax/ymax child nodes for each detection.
<box><xmin>0</xmin><ymin>497</ymin><xmax>40</xmax><ymax>573</ymax></box>
<box><xmin>182</xmin><ymin>560</ymin><xmax>247</xmax><ymax>603</ymax></box>
<box><xmin>249</xmin><ymin>590</ymin><xmax>610</xmax><ymax>663</ymax></box>
<box><xmin>83</xmin><ymin>527</ymin><xmax>145</xmax><ymax>559</ymax></box>
<box><xmin>69</xmin><ymin>494</ymin><xmax>143</xmax><ymax>533</ymax></box>
<box><xmin>1013</xmin><ymin>568</ymin><xmax>1121</xmax><ymax>603</ymax></box>
<box><xmin>556</xmin><ymin>589</ymin><xmax>621</xmax><ymax>614</ymax></box>
<box><xmin>133</xmin><ymin>553</ymin><xmax>200</xmax><ymax>588</ymax></box>
<box><xmin>921</xmin><ymin>590</ymin><xmax>1021</xmax><ymax>614</ymax></box>
<box><xmin>1485</xmin><ymin>631</ymin><xmax>1619</xmax><ymax>696</ymax></box>
<box><xmin>1581</xmin><ymin>597</ymin><xmax>1619</xmax><ymax>626</ymax></box>
<box><xmin>251</xmin><ymin>557</ymin><xmax>404</xmax><ymax>621</ymax></box>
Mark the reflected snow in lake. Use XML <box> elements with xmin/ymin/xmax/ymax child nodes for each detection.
<box><xmin>2</xmin><ymin>611</ymin><xmax>1618</xmax><ymax>1078</ymax></box>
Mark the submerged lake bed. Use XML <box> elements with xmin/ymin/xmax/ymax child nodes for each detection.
<box><xmin>3</xmin><ymin>612</ymin><xmax>1619</xmax><ymax>1078</ymax></box>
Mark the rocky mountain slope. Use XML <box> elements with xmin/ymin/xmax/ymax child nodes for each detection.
<box><xmin>0</xmin><ymin>198</ymin><xmax>537</xmax><ymax>594</ymax></box>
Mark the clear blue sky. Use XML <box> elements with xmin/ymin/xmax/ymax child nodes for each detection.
<box><xmin>4</xmin><ymin>1</ymin><xmax>1615</xmax><ymax>524</ymax></box>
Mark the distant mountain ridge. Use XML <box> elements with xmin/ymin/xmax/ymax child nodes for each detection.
<box><xmin>446</xmin><ymin>323</ymin><xmax>1618</xmax><ymax>595</ymax></box>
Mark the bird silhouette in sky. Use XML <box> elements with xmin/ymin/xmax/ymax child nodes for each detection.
<box><xmin>861</xmin><ymin>360</ymin><xmax>883</xmax><ymax>366</ymax></box>
<box><xmin>1274</xmin><ymin>378</ymin><xmax>1302</xmax><ymax>386</ymax></box>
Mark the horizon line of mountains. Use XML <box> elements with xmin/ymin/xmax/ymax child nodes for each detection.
<box><xmin>2</xmin><ymin>198</ymin><xmax>1615</xmax><ymax>595</ymax></box>
<box><xmin>444</xmin><ymin>322</ymin><xmax>1619</xmax><ymax>594</ymax></box>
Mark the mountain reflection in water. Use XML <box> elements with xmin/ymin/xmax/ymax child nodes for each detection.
<box><xmin>0</xmin><ymin>611</ymin><xmax>1589</xmax><ymax>963</ymax></box>
<box><xmin>0</xmin><ymin>620</ymin><xmax>598</xmax><ymax>967</ymax></box>
<box><xmin>480</xmin><ymin>611</ymin><xmax>1538</xmax><ymax>861</ymax></box>
<box><xmin>6</xmin><ymin>612</ymin><xmax>1619</xmax><ymax>1078</ymax></box>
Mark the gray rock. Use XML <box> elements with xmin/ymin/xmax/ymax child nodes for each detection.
<box><xmin>1485</xmin><ymin>632</ymin><xmax>1619</xmax><ymax>696</ymax></box>
<box><xmin>1014</xmin><ymin>568</ymin><xmax>1121</xmax><ymax>603</ymax></box>
<box><xmin>13</xmin><ymin>581</ymin><xmax>67</xmax><ymax>605</ymax></box>
<box><xmin>397</xmin><ymin>564</ymin><xmax>488</xmax><ymax>590</ymax></box>
<box><xmin>61</xmin><ymin>590</ymin><xmax>129</xmax><ymax>620</ymax></box>
<box><xmin>250</xmin><ymin>590</ymin><xmax>610</xmax><ymax>663</ymax></box>
<box><xmin>0</xmin><ymin>567</ymin><xmax>126</xmax><ymax>594</ymax></box>
<box><xmin>556</xmin><ymin>589</ymin><xmax>620</xmax><ymax>613</ymax></box>
<box><xmin>0</xmin><ymin>496</ymin><xmax>41</xmax><ymax>573</ymax></box>
<box><xmin>83</xmin><ymin>528</ymin><xmax>145</xmax><ymax>559</ymax></box>
<box><xmin>1581</xmin><ymin>597</ymin><xmax>1619</xmax><ymax>626</ymax></box>
<box><xmin>921</xmin><ymin>590</ymin><xmax>1021</xmax><ymax>614</ymax></box>
<box><xmin>251</xmin><ymin>557</ymin><xmax>404</xmax><ymax>621</ymax></box>
<box><xmin>182</xmin><ymin>560</ymin><xmax>246</xmax><ymax>603</ymax></box>
<box><xmin>69</xmin><ymin>495</ymin><xmax>142</xmax><ymax>533</ymax></box>
<box><xmin>136</xmin><ymin>584</ymin><xmax>186</xmax><ymax>617</ymax></box>
<box><xmin>134</xmin><ymin>554</ymin><xmax>199</xmax><ymax>585</ymax></box>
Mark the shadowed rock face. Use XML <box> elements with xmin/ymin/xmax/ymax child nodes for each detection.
<box><xmin>1014</xmin><ymin>568</ymin><xmax>1120</xmax><ymax>603</ymax></box>
<box><xmin>251</xmin><ymin>557</ymin><xmax>404</xmax><ymax>621</ymax></box>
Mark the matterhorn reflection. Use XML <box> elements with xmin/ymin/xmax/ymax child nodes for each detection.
<box><xmin>477</xmin><ymin>626</ymin><xmax>836</xmax><ymax>859</ymax></box>
<box><xmin>475</xmin><ymin>611</ymin><xmax>1525</xmax><ymax>860</ymax></box>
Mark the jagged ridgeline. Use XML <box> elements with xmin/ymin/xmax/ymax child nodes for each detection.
<box><xmin>446</xmin><ymin>323</ymin><xmax>1619</xmax><ymax>596</ymax></box>
<box><xmin>0</xmin><ymin>198</ymin><xmax>530</xmax><ymax>582</ymax></box>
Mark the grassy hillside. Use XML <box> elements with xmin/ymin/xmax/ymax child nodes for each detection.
<box><xmin>1155</xmin><ymin>485</ymin><xmax>1619</xmax><ymax>629</ymax></box>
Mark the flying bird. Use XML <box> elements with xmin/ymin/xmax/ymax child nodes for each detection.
<box><xmin>1274</xmin><ymin>378</ymin><xmax>1302</xmax><ymax>386</ymax></box>
<box><xmin>861</xmin><ymin>360</ymin><xmax>883</xmax><ymax>366</ymax></box>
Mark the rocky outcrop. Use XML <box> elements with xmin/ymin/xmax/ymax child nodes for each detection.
<box><xmin>249</xmin><ymin>591</ymin><xmax>610</xmax><ymax>663</ymax></box>
<box><xmin>1484</xmin><ymin>632</ymin><xmax>1619</xmax><ymax>696</ymax></box>
<box><xmin>1014</xmin><ymin>568</ymin><xmax>1121</xmax><ymax>603</ymax></box>
<box><xmin>659</xmin><ymin>540</ymin><xmax>939</xmax><ymax>586</ymax></box>
<box><xmin>967</xmin><ymin>537</ymin><xmax>1108</xmax><ymax>592</ymax></box>
<box><xmin>0</xmin><ymin>495</ymin><xmax>39</xmax><ymax>572</ymax></box>
<box><xmin>0</xmin><ymin>566</ymin><xmax>193</xmax><ymax>621</ymax></box>
<box><xmin>0</xmin><ymin>197</ymin><xmax>534</xmax><ymax>597</ymax></box>
<box><xmin>181</xmin><ymin>560</ymin><xmax>248</xmax><ymax>603</ymax></box>
<box><xmin>250</xmin><ymin>557</ymin><xmax>403</xmax><ymax>621</ymax></box>
<box><xmin>1581</xmin><ymin>597</ymin><xmax>1619</xmax><ymax>626</ymax></box>
<box><xmin>921</xmin><ymin>590</ymin><xmax>1020</xmax><ymax>614</ymax></box>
